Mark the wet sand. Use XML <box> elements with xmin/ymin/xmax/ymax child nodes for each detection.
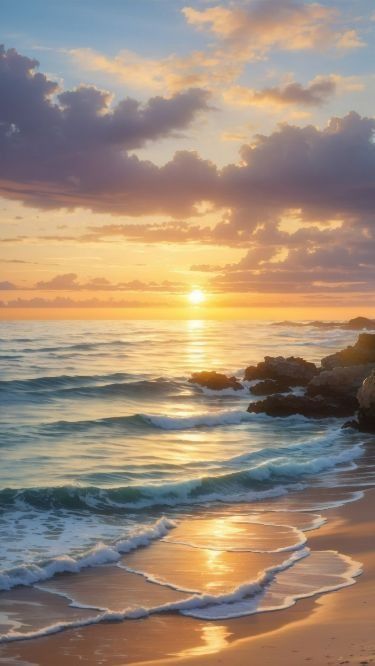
<box><xmin>1</xmin><ymin>487</ymin><xmax>374</xmax><ymax>666</ymax></box>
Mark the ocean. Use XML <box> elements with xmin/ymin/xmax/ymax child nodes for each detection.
<box><xmin>1</xmin><ymin>319</ymin><xmax>374</xmax><ymax>648</ymax></box>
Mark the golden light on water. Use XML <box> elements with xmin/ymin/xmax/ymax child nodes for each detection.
<box><xmin>188</xmin><ymin>289</ymin><xmax>206</xmax><ymax>305</ymax></box>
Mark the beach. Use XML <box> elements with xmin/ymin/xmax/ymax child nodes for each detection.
<box><xmin>1</xmin><ymin>486</ymin><xmax>374</xmax><ymax>665</ymax></box>
<box><xmin>1</xmin><ymin>320</ymin><xmax>374</xmax><ymax>665</ymax></box>
<box><xmin>1</xmin><ymin>5</ymin><xmax>375</xmax><ymax>662</ymax></box>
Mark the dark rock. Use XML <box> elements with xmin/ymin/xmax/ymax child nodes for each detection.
<box><xmin>308</xmin><ymin>320</ymin><xmax>339</xmax><ymax>328</ymax></box>
<box><xmin>307</xmin><ymin>364</ymin><xmax>375</xmax><ymax>398</ymax></box>
<box><xmin>342</xmin><ymin>419</ymin><xmax>360</xmax><ymax>430</ymax></box>
<box><xmin>271</xmin><ymin>321</ymin><xmax>305</xmax><ymax>327</ymax></box>
<box><xmin>321</xmin><ymin>334</ymin><xmax>375</xmax><ymax>369</ymax></box>
<box><xmin>345</xmin><ymin>317</ymin><xmax>375</xmax><ymax>330</ymax></box>
<box><xmin>357</xmin><ymin>370</ymin><xmax>375</xmax><ymax>432</ymax></box>
<box><xmin>247</xmin><ymin>394</ymin><xmax>357</xmax><ymax>419</ymax></box>
<box><xmin>244</xmin><ymin>356</ymin><xmax>318</xmax><ymax>385</ymax></box>
<box><xmin>189</xmin><ymin>371</ymin><xmax>243</xmax><ymax>391</ymax></box>
<box><xmin>250</xmin><ymin>379</ymin><xmax>292</xmax><ymax>396</ymax></box>
<box><xmin>272</xmin><ymin>317</ymin><xmax>375</xmax><ymax>330</ymax></box>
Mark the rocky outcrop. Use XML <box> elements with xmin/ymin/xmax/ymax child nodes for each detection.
<box><xmin>345</xmin><ymin>317</ymin><xmax>375</xmax><ymax>330</ymax></box>
<box><xmin>357</xmin><ymin>370</ymin><xmax>375</xmax><ymax>432</ymax></box>
<box><xmin>250</xmin><ymin>379</ymin><xmax>292</xmax><ymax>396</ymax></box>
<box><xmin>272</xmin><ymin>317</ymin><xmax>375</xmax><ymax>330</ymax></box>
<box><xmin>307</xmin><ymin>364</ymin><xmax>375</xmax><ymax>398</ymax></box>
<box><xmin>247</xmin><ymin>394</ymin><xmax>357</xmax><ymax>419</ymax></box>
<box><xmin>244</xmin><ymin>356</ymin><xmax>318</xmax><ymax>385</ymax></box>
<box><xmin>189</xmin><ymin>371</ymin><xmax>243</xmax><ymax>391</ymax></box>
<box><xmin>321</xmin><ymin>334</ymin><xmax>375</xmax><ymax>369</ymax></box>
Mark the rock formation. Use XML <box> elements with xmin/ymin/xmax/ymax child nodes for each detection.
<box><xmin>244</xmin><ymin>356</ymin><xmax>318</xmax><ymax>385</ymax></box>
<box><xmin>307</xmin><ymin>364</ymin><xmax>375</xmax><ymax>398</ymax></box>
<box><xmin>189</xmin><ymin>371</ymin><xmax>243</xmax><ymax>391</ymax></box>
<box><xmin>247</xmin><ymin>394</ymin><xmax>357</xmax><ymax>419</ymax></box>
<box><xmin>250</xmin><ymin>379</ymin><xmax>292</xmax><ymax>396</ymax></box>
<box><xmin>321</xmin><ymin>334</ymin><xmax>375</xmax><ymax>369</ymax></box>
<box><xmin>272</xmin><ymin>317</ymin><xmax>375</xmax><ymax>330</ymax></box>
<box><xmin>357</xmin><ymin>370</ymin><xmax>375</xmax><ymax>432</ymax></box>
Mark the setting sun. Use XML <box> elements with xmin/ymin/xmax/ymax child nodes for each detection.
<box><xmin>188</xmin><ymin>289</ymin><xmax>206</xmax><ymax>305</ymax></box>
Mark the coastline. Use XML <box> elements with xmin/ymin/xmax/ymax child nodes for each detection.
<box><xmin>1</xmin><ymin>484</ymin><xmax>374</xmax><ymax>666</ymax></box>
<box><xmin>142</xmin><ymin>485</ymin><xmax>375</xmax><ymax>666</ymax></box>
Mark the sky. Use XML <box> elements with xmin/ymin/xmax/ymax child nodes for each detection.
<box><xmin>1</xmin><ymin>0</ymin><xmax>375</xmax><ymax>319</ymax></box>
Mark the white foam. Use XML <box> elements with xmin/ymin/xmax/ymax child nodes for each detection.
<box><xmin>184</xmin><ymin>551</ymin><xmax>362</xmax><ymax>620</ymax></box>
<box><xmin>0</xmin><ymin>517</ymin><xmax>175</xmax><ymax>591</ymax></box>
<box><xmin>0</xmin><ymin>548</ymin><xmax>309</xmax><ymax>643</ymax></box>
<box><xmin>245</xmin><ymin>444</ymin><xmax>363</xmax><ymax>483</ymax></box>
<box><xmin>231</xmin><ymin>512</ymin><xmax>326</xmax><ymax>532</ymax></box>
<box><xmin>140</xmin><ymin>409</ymin><xmax>254</xmax><ymax>430</ymax></box>
<box><xmin>198</xmin><ymin>386</ymin><xmax>250</xmax><ymax>397</ymax></box>
<box><xmin>0</xmin><ymin>548</ymin><xmax>362</xmax><ymax>642</ymax></box>
<box><xmin>140</xmin><ymin>409</ymin><xmax>316</xmax><ymax>430</ymax></box>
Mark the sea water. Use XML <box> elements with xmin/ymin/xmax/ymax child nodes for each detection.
<box><xmin>0</xmin><ymin>320</ymin><xmax>374</xmax><ymax>644</ymax></box>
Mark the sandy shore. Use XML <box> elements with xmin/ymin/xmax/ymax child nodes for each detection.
<box><xmin>1</xmin><ymin>487</ymin><xmax>374</xmax><ymax>666</ymax></box>
<box><xmin>147</xmin><ymin>487</ymin><xmax>375</xmax><ymax>666</ymax></box>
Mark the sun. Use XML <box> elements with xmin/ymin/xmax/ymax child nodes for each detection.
<box><xmin>188</xmin><ymin>288</ymin><xmax>206</xmax><ymax>305</ymax></box>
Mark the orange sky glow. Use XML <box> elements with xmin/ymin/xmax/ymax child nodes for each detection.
<box><xmin>1</xmin><ymin>1</ymin><xmax>374</xmax><ymax>319</ymax></box>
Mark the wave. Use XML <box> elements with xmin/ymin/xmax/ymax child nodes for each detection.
<box><xmin>1</xmin><ymin>378</ymin><xmax>185</xmax><ymax>404</ymax></box>
<box><xmin>0</xmin><ymin>372</ymin><xmax>134</xmax><ymax>393</ymax></box>
<box><xmin>0</xmin><ymin>443</ymin><xmax>362</xmax><ymax>513</ymax></box>
<box><xmin>9</xmin><ymin>340</ymin><xmax>132</xmax><ymax>354</ymax></box>
<box><xmin>31</xmin><ymin>408</ymin><xmax>303</xmax><ymax>435</ymax></box>
<box><xmin>0</xmin><ymin>517</ymin><xmax>175</xmax><ymax>591</ymax></box>
<box><xmin>0</xmin><ymin>548</ymin><xmax>308</xmax><ymax>642</ymax></box>
<box><xmin>183</xmin><ymin>550</ymin><xmax>362</xmax><ymax>620</ymax></box>
<box><xmin>0</xmin><ymin>549</ymin><xmax>362</xmax><ymax>642</ymax></box>
<box><xmin>59</xmin><ymin>380</ymin><xmax>182</xmax><ymax>399</ymax></box>
<box><xmin>141</xmin><ymin>409</ymin><xmax>255</xmax><ymax>430</ymax></box>
<box><xmin>0</xmin><ymin>481</ymin><xmax>293</xmax><ymax>512</ymax></box>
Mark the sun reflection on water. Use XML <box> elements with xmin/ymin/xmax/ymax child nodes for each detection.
<box><xmin>178</xmin><ymin>624</ymin><xmax>231</xmax><ymax>657</ymax></box>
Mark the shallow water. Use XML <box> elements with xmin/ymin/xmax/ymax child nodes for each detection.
<box><xmin>0</xmin><ymin>319</ymin><xmax>374</xmax><ymax>645</ymax></box>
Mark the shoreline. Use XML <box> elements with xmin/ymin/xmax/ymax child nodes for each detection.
<box><xmin>140</xmin><ymin>486</ymin><xmax>375</xmax><ymax>666</ymax></box>
<box><xmin>1</xmin><ymin>485</ymin><xmax>374</xmax><ymax>666</ymax></box>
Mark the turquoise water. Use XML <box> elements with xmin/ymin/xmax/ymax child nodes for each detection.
<box><xmin>0</xmin><ymin>320</ymin><xmax>373</xmax><ymax>644</ymax></box>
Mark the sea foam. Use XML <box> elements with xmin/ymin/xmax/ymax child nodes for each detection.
<box><xmin>0</xmin><ymin>517</ymin><xmax>175</xmax><ymax>591</ymax></box>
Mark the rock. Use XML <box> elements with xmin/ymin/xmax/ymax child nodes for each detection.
<box><xmin>321</xmin><ymin>333</ymin><xmax>375</xmax><ymax>369</ymax></box>
<box><xmin>189</xmin><ymin>371</ymin><xmax>243</xmax><ymax>391</ymax></box>
<box><xmin>271</xmin><ymin>321</ymin><xmax>305</xmax><ymax>327</ymax></box>
<box><xmin>250</xmin><ymin>379</ymin><xmax>292</xmax><ymax>396</ymax></box>
<box><xmin>345</xmin><ymin>317</ymin><xmax>375</xmax><ymax>330</ymax></box>
<box><xmin>272</xmin><ymin>317</ymin><xmax>375</xmax><ymax>330</ymax></box>
<box><xmin>308</xmin><ymin>320</ymin><xmax>339</xmax><ymax>329</ymax></box>
<box><xmin>244</xmin><ymin>356</ymin><xmax>318</xmax><ymax>385</ymax></box>
<box><xmin>307</xmin><ymin>364</ymin><xmax>375</xmax><ymax>398</ymax></box>
<box><xmin>357</xmin><ymin>370</ymin><xmax>375</xmax><ymax>432</ymax></box>
<box><xmin>247</xmin><ymin>394</ymin><xmax>357</xmax><ymax>419</ymax></box>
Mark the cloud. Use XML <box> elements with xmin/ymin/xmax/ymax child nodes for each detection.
<box><xmin>69</xmin><ymin>3</ymin><xmax>364</xmax><ymax>99</ymax></box>
<box><xmin>197</xmin><ymin>218</ymin><xmax>375</xmax><ymax>295</ymax></box>
<box><xmin>85</xmin><ymin>220</ymin><xmax>226</xmax><ymax>244</ymax></box>
<box><xmin>0</xmin><ymin>258</ymin><xmax>37</xmax><ymax>264</ymax></box>
<box><xmin>1</xmin><ymin>46</ymin><xmax>373</xmax><ymax>224</ymax></box>
<box><xmin>225</xmin><ymin>77</ymin><xmax>337</xmax><ymax>108</ymax></box>
<box><xmin>0</xmin><ymin>280</ymin><xmax>17</xmax><ymax>290</ymax></box>
<box><xmin>0</xmin><ymin>46</ymin><xmax>214</xmax><ymax>216</ymax></box>
<box><xmin>1</xmin><ymin>43</ymin><xmax>375</xmax><ymax>300</ymax></box>
<box><xmin>0</xmin><ymin>297</ymin><xmax>146</xmax><ymax>308</ymax></box>
<box><xmin>218</xmin><ymin>111</ymin><xmax>375</xmax><ymax>219</ymax></box>
<box><xmin>1</xmin><ymin>273</ymin><xmax>185</xmax><ymax>292</ymax></box>
<box><xmin>183</xmin><ymin>1</ymin><xmax>364</xmax><ymax>56</ymax></box>
<box><xmin>335</xmin><ymin>30</ymin><xmax>366</xmax><ymax>50</ymax></box>
<box><xmin>70</xmin><ymin>47</ymin><xmax>241</xmax><ymax>95</ymax></box>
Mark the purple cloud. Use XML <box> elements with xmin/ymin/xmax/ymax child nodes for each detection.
<box><xmin>0</xmin><ymin>46</ymin><xmax>213</xmax><ymax>215</ymax></box>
